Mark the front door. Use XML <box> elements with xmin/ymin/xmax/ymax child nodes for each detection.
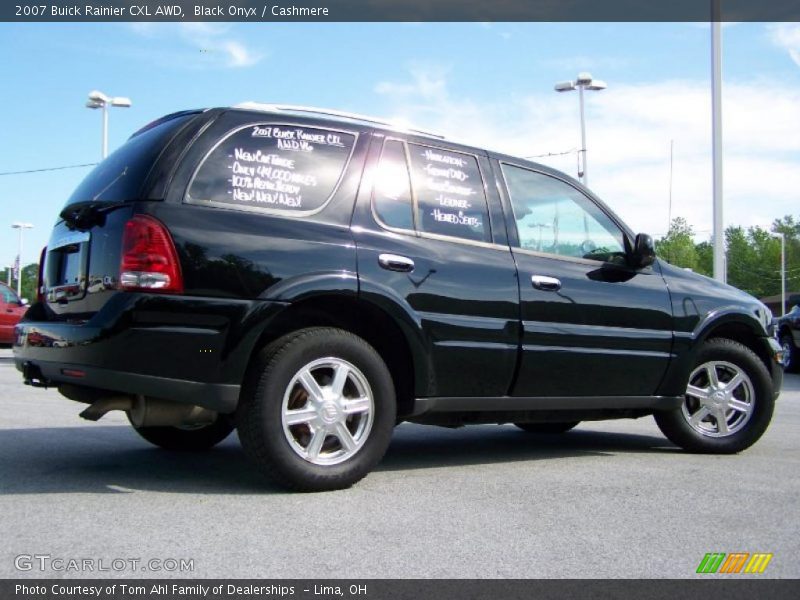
<box><xmin>496</xmin><ymin>161</ymin><xmax>673</xmax><ymax>398</ymax></box>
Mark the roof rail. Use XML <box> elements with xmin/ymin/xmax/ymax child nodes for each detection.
<box><xmin>232</xmin><ymin>102</ymin><xmax>445</xmax><ymax>139</ymax></box>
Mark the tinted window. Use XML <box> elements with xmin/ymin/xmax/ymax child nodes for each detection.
<box><xmin>502</xmin><ymin>165</ymin><xmax>625</xmax><ymax>262</ymax></box>
<box><xmin>64</xmin><ymin>113</ymin><xmax>197</xmax><ymax>208</ymax></box>
<box><xmin>408</xmin><ymin>143</ymin><xmax>491</xmax><ymax>243</ymax></box>
<box><xmin>373</xmin><ymin>140</ymin><xmax>413</xmax><ymax>230</ymax></box>
<box><xmin>187</xmin><ymin>124</ymin><xmax>356</xmax><ymax>214</ymax></box>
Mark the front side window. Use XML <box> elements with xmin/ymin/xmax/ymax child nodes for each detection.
<box><xmin>502</xmin><ymin>164</ymin><xmax>625</xmax><ymax>262</ymax></box>
<box><xmin>187</xmin><ymin>124</ymin><xmax>356</xmax><ymax>214</ymax></box>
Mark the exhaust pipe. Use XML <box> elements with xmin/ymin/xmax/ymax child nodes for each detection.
<box><xmin>79</xmin><ymin>395</ymin><xmax>217</xmax><ymax>427</ymax></box>
<box><xmin>129</xmin><ymin>396</ymin><xmax>217</xmax><ymax>428</ymax></box>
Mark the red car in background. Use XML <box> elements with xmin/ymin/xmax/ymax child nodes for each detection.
<box><xmin>0</xmin><ymin>283</ymin><xmax>28</xmax><ymax>346</ymax></box>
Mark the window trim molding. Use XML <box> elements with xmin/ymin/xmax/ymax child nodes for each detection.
<box><xmin>184</xmin><ymin>121</ymin><xmax>359</xmax><ymax>218</ymax></box>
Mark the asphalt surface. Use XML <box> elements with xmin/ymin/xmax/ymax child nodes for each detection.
<box><xmin>1</xmin><ymin>347</ymin><xmax>798</xmax><ymax>579</ymax></box>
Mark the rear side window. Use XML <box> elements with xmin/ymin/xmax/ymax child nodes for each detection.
<box><xmin>408</xmin><ymin>143</ymin><xmax>491</xmax><ymax>243</ymax></box>
<box><xmin>373</xmin><ymin>140</ymin><xmax>414</xmax><ymax>230</ymax></box>
<box><xmin>371</xmin><ymin>140</ymin><xmax>491</xmax><ymax>244</ymax></box>
<box><xmin>187</xmin><ymin>124</ymin><xmax>356</xmax><ymax>215</ymax></box>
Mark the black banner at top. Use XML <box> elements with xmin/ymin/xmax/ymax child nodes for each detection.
<box><xmin>4</xmin><ymin>0</ymin><xmax>800</xmax><ymax>22</ymax></box>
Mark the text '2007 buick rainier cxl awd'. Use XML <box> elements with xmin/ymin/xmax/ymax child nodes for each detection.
<box><xmin>13</xmin><ymin>104</ymin><xmax>784</xmax><ymax>491</ymax></box>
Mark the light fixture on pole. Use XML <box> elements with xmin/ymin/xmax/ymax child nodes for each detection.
<box><xmin>11</xmin><ymin>222</ymin><xmax>33</xmax><ymax>296</ymax></box>
<box><xmin>554</xmin><ymin>72</ymin><xmax>607</xmax><ymax>187</ymax></box>
<box><xmin>772</xmin><ymin>232</ymin><xmax>786</xmax><ymax>317</ymax></box>
<box><xmin>86</xmin><ymin>90</ymin><xmax>132</xmax><ymax>159</ymax></box>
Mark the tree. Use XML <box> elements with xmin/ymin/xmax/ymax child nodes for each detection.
<box><xmin>655</xmin><ymin>217</ymin><xmax>699</xmax><ymax>271</ymax></box>
<box><xmin>5</xmin><ymin>263</ymin><xmax>38</xmax><ymax>303</ymax></box>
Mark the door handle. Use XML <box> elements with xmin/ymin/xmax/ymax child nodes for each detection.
<box><xmin>378</xmin><ymin>253</ymin><xmax>415</xmax><ymax>273</ymax></box>
<box><xmin>531</xmin><ymin>275</ymin><xmax>562</xmax><ymax>291</ymax></box>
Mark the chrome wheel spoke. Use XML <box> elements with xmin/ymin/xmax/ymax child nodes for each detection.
<box><xmin>715</xmin><ymin>410</ymin><xmax>730</xmax><ymax>435</ymax></box>
<box><xmin>342</xmin><ymin>396</ymin><xmax>371</xmax><ymax>415</ymax></box>
<box><xmin>690</xmin><ymin>406</ymin><xmax>712</xmax><ymax>426</ymax></box>
<box><xmin>306</xmin><ymin>428</ymin><xmax>327</xmax><ymax>460</ymax></box>
<box><xmin>333</xmin><ymin>422</ymin><xmax>357</xmax><ymax>452</ymax></box>
<box><xmin>725</xmin><ymin>372</ymin><xmax>745</xmax><ymax>393</ymax></box>
<box><xmin>298</xmin><ymin>370</ymin><xmax>325</xmax><ymax>405</ymax></box>
<box><xmin>686</xmin><ymin>385</ymin><xmax>710</xmax><ymax>400</ymax></box>
<box><xmin>331</xmin><ymin>363</ymin><xmax>350</xmax><ymax>397</ymax></box>
<box><xmin>727</xmin><ymin>398</ymin><xmax>751</xmax><ymax>414</ymax></box>
<box><xmin>705</xmin><ymin>364</ymin><xmax>720</xmax><ymax>387</ymax></box>
<box><xmin>284</xmin><ymin>407</ymin><xmax>317</xmax><ymax>426</ymax></box>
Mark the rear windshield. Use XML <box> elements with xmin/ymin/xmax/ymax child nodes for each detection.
<box><xmin>62</xmin><ymin>113</ymin><xmax>197</xmax><ymax>208</ymax></box>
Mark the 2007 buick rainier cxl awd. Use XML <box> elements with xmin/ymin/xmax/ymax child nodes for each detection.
<box><xmin>14</xmin><ymin>104</ymin><xmax>783</xmax><ymax>491</ymax></box>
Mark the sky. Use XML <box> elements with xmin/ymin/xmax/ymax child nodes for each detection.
<box><xmin>1</xmin><ymin>21</ymin><xmax>800</xmax><ymax>270</ymax></box>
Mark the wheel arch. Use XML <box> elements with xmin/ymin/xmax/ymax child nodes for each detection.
<box><xmin>658</xmin><ymin>309</ymin><xmax>773</xmax><ymax>396</ymax></box>
<box><xmin>242</xmin><ymin>293</ymin><xmax>427</xmax><ymax>419</ymax></box>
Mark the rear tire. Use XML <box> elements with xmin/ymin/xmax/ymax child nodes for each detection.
<box><xmin>237</xmin><ymin>327</ymin><xmax>396</xmax><ymax>492</ymax></box>
<box><xmin>514</xmin><ymin>421</ymin><xmax>579</xmax><ymax>434</ymax></box>
<box><xmin>654</xmin><ymin>338</ymin><xmax>774</xmax><ymax>454</ymax></box>
<box><xmin>129</xmin><ymin>415</ymin><xmax>234</xmax><ymax>451</ymax></box>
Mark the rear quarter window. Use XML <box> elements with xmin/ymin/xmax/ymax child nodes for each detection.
<box><xmin>186</xmin><ymin>124</ymin><xmax>356</xmax><ymax>216</ymax></box>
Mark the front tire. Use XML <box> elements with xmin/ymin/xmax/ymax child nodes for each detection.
<box><xmin>654</xmin><ymin>338</ymin><xmax>774</xmax><ymax>454</ymax></box>
<box><xmin>237</xmin><ymin>328</ymin><xmax>396</xmax><ymax>492</ymax></box>
<box><xmin>780</xmin><ymin>333</ymin><xmax>797</xmax><ymax>372</ymax></box>
<box><xmin>129</xmin><ymin>415</ymin><xmax>234</xmax><ymax>451</ymax></box>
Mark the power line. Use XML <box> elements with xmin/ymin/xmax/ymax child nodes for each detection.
<box><xmin>0</xmin><ymin>163</ymin><xmax>97</xmax><ymax>176</ymax></box>
<box><xmin>525</xmin><ymin>149</ymin><xmax>577</xmax><ymax>159</ymax></box>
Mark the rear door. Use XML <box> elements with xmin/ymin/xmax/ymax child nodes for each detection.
<box><xmin>496</xmin><ymin>161</ymin><xmax>673</xmax><ymax>398</ymax></box>
<box><xmin>352</xmin><ymin>134</ymin><xmax>519</xmax><ymax>398</ymax></box>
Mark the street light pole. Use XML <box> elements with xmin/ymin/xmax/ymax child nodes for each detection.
<box><xmin>773</xmin><ymin>232</ymin><xmax>786</xmax><ymax>316</ymax></box>
<box><xmin>86</xmin><ymin>90</ymin><xmax>132</xmax><ymax>159</ymax></box>
<box><xmin>11</xmin><ymin>222</ymin><xmax>33</xmax><ymax>296</ymax></box>
<box><xmin>102</xmin><ymin>101</ymin><xmax>109</xmax><ymax>158</ymax></box>
<box><xmin>711</xmin><ymin>19</ymin><xmax>725</xmax><ymax>283</ymax></box>
<box><xmin>555</xmin><ymin>72</ymin><xmax>607</xmax><ymax>187</ymax></box>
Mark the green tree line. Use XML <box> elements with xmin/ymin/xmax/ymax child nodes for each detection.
<box><xmin>4</xmin><ymin>263</ymin><xmax>38</xmax><ymax>304</ymax></box>
<box><xmin>656</xmin><ymin>216</ymin><xmax>800</xmax><ymax>299</ymax></box>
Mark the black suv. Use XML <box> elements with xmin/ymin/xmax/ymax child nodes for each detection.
<box><xmin>13</xmin><ymin>104</ymin><xmax>784</xmax><ymax>491</ymax></box>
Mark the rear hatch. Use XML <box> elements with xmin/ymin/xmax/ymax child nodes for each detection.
<box><xmin>42</xmin><ymin>111</ymin><xmax>202</xmax><ymax>319</ymax></box>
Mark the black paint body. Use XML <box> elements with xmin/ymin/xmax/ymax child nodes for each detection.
<box><xmin>13</xmin><ymin>107</ymin><xmax>783</xmax><ymax>420</ymax></box>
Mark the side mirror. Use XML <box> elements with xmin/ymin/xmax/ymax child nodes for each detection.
<box><xmin>20</xmin><ymin>298</ymin><xmax>29</xmax><ymax>306</ymax></box>
<box><xmin>629</xmin><ymin>233</ymin><xmax>655</xmax><ymax>269</ymax></box>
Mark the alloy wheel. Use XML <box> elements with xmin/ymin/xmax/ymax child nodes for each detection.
<box><xmin>280</xmin><ymin>357</ymin><xmax>374</xmax><ymax>465</ymax></box>
<box><xmin>681</xmin><ymin>360</ymin><xmax>755</xmax><ymax>438</ymax></box>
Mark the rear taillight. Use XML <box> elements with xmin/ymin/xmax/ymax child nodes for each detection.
<box><xmin>119</xmin><ymin>215</ymin><xmax>183</xmax><ymax>293</ymax></box>
<box><xmin>37</xmin><ymin>246</ymin><xmax>46</xmax><ymax>304</ymax></box>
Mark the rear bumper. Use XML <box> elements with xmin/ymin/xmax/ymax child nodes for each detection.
<box><xmin>13</xmin><ymin>293</ymin><xmax>288</xmax><ymax>412</ymax></box>
<box><xmin>17</xmin><ymin>359</ymin><xmax>239</xmax><ymax>413</ymax></box>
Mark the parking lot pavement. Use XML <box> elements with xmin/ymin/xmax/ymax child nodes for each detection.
<box><xmin>1</xmin><ymin>346</ymin><xmax>798</xmax><ymax>579</ymax></box>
